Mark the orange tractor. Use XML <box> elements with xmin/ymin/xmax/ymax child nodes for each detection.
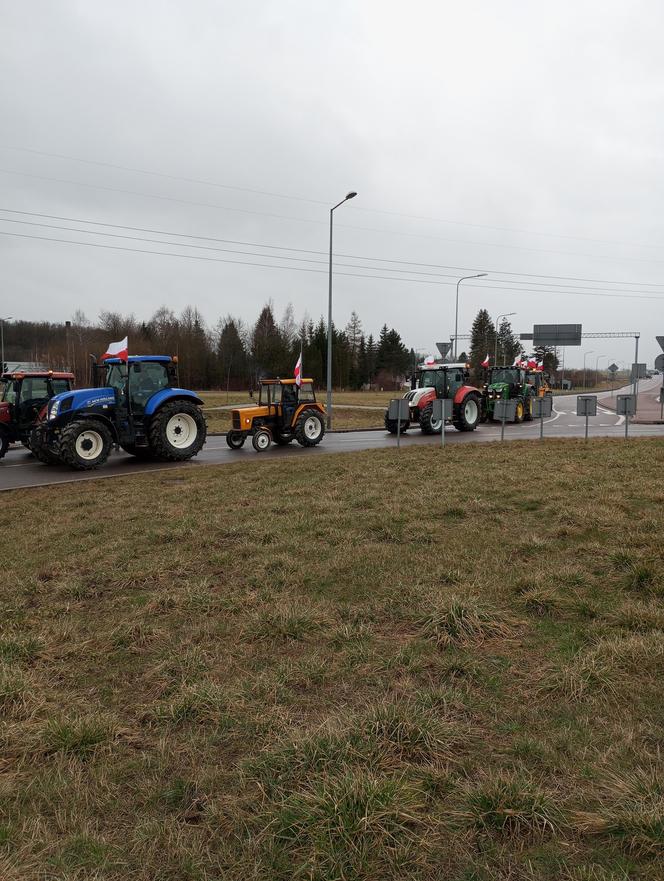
<box><xmin>226</xmin><ymin>378</ymin><xmax>326</xmax><ymax>452</ymax></box>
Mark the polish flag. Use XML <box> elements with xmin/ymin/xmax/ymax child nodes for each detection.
<box><xmin>481</xmin><ymin>353</ymin><xmax>490</xmax><ymax>368</ymax></box>
<box><xmin>527</xmin><ymin>358</ymin><xmax>538</xmax><ymax>369</ymax></box>
<box><xmin>513</xmin><ymin>356</ymin><xmax>521</xmax><ymax>366</ymax></box>
<box><xmin>424</xmin><ymin>354</ymin><xmax>436</xmax><ymax>365</ymax></box>
<box><xmin>537</xmin><ymin>360</ymin><xmax>544</xmax><ymax>370</ymax></box>
<box><xmin>294</xmin><ymin>351</ymin><xmax>303</xmax><ymax>387</ymax></box>
<box><xmin>101</xmin><ymin>336</ymin><xmax>128</xmax><ymax>361</ymax></box>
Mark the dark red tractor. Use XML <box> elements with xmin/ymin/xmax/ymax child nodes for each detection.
<box><xmin>384</xmin><ymin>362</ymin><xmax>484</xmax><ymax>435</ymax></box>
<box><xmin>0</xmin><ymin>371</ymin><xmax>75</xmax><ymax>460</ymax></box>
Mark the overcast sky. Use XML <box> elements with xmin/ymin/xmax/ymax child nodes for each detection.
<box><xmin>2</xmin><ymin>0</ymin><xmax>663</xmax><ymax>367</ymax></box>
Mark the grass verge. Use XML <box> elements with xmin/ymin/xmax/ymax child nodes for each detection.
<box><xmin>1</xmin><ymin>438</ymin><xmax>663</xmax><ymax>879</ymax></box>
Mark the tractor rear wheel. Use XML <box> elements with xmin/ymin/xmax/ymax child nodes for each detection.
<box><xmin>419</xmin><ymin>402</ymin><xmax>442</xmax><ymax>434</ymax></box>
<box><xmin>384</xmin><ymin>412</ymin><xmax>410</xmax><ymax>434</ymax></box>
<box><xmin>148</xmin><ymin>401</ymin><xmax>207</xmax><ymax>461</ymax></box>
<box><xmin>294</xmin><ymin>409</ymin><xmax>325</xmax><ymax>447</ymax></box>
<box><xmin>226</xmin><ymin>431</ymin><xmax>246</xmax><ymax>449</ymax></box>
<box><xmin>29</xmin><ymin>428</ymin><xmax>59</xmax><ymax>464</ymax></box>
<box><xmin>452</xmin><ymin>393</ymin><xmax>481</xmax><ymax>432</ymax></box>
<box><xmin>0</xmin><ymin>429</ymin><xmax>9</xmax><ymax>460</ymax></box>
<box><xmin>58</xmin><ymin>420</ymin><xmax>112</xmax><ymax>470</ymax></box>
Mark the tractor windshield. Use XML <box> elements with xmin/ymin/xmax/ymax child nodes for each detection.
<box><xmin>418</xmin><ymin>370</ymin><xmax>447</xmax><ymax>395</ymax></box>
<box><xmin>2</xmin><ymin>381</ymin><xmax>17</xmax><ymax>404</ymax></box>
<box><xmin>491</xmin><ymin>369</ymin><xmax>520</xmax><ymax>384</ymax></box>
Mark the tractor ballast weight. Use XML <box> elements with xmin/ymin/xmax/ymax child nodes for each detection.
<box><xmin>0</xmin><ymin>370</ymin><xmax>75</xmax><ymax>461</ymax></box>
<box><xmin>383</xmin><ymin>362</ymin><xmax>483</xmax><ymax>435</ymax></box>
<box><xmin>32</xmin><ymin>355</ymin><xmax>207</xmax><ymax>469</ymax></box>
<box><xmin>227</xmin><ymin>378</ymin><xmax>325</xmax><ymax>452</ymax></box>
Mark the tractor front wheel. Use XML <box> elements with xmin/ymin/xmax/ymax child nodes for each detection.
<box><xmin>514</xmin><ymin>401</ymin><xmax>525</xmax><ymax>423</ymax></box>
<box><xmin>149</xmin><ymin>401</ymin><xmax>207</xmax><ymax>461</ymax></box>
<box><xmin>384</xmin><ymin>412</ymin><xmax>410</xmax><ymax>435</ymax></box>
<box><xmin>252</xmin><ymin>429</ymin><xmax>271</xmax><ymax>452</ymax></box>
<box><xmin>29</xmin><ymin>428</ymin><xmax>59</xmax><ymax>464</ymax></box>
<box><xmin>452</xmin><ymin>394</ymin><xmax>481</xmax><ymax>432</ymax></box>
<box><xmin>226</xmin><ymin>431</ymin><xmax>246</xmax><ymax>449</ymax></box>
<box><xmin>295</xmin><ymin>409</ymin><xmax>325</xmax><ymax>447</ymax></box>
<box><xmin>419</xmin><ymin>402</ymin><xmax>442</xmax><ymax>434</ymax></box>
<box><xmin>58</xmin><ymin>420</ymin><xmax>112</xmax><ymax>470</ymax></box>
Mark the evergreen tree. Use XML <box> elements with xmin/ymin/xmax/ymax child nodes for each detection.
<box><xmin>533</xmin><ymin>345</ymin><xmax>559</xmax><ymax>373</ymax></box>
<box><xmin>496</xmin><ymin>318</ymin><xmax>522</xmax><ymax>366</ymax></box>
<box><xmin>468</xmin><ymin>309</ymin><xmax>496</xmax><ymax>382</ymax></box>
<box><xmin>217</xmin><ymin>316</ymin><xmax>248</xmax><ymax>393</ymax></box>
<box><xmin>366</xmin><ymin>334</ymin><xmax>377</xmax><ymax>389</ymax></box>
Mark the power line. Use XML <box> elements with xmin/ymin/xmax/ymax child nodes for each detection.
<box><xmin>3</xmin><ymin>167</ymin><xmax>664</xmax><ymax>266</ymax></box>
<box><xmin>2</xmin><ymin>207</ymin><xmax>663</xmax><ymax>290</ymax></box>
<box><xmin>3</xmin><ymin>216</ymin><xmax>663</xmax><ymax>297</ymax></box>
<box><xmin>3</xmin><ymin>143</ymin><xmax>661</xmax><ymax>253</ymax></box>
<box><xmin>3</xmin><ymin>229</ymin><xmax>664</xmax><ymax>301</ymax></box>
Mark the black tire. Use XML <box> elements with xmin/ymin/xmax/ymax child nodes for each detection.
<box><xmin>523</xmin><ymin>397</ymin><xmax>533</xmax><ymax>422</ymax></box>
<box><xmin>29</xmin><ymin>428</ymin><xmax>60</xmax><ymax>465</ymax></box>
<box><xmin>121</xmin><ymin>444</ymin><xmax>154</xmax><ymax>459</ymax></box>
<box><xmin>57</xmin><ymin>420</ymin><xmax>113</xmax><ymax>470</ymax></box>
<box><xmin>419</xmin><ymin>402</ymin><xmax>442</xmax><ymax>435</ymax></box>
<box><xmin>384</xmin><ymin>412</ymin><xmax>410</xmax><ymax>434</ymax></box>
<box><xmin>294</xmin><ymin>408</ymin><xmax>325</xmax><ymax>447</ymax></box>
<box><xmin>252</xmin><ymin>429</ymin><xmax>271</xmax><ymax>452</ymax></box>
<box><xmin>274</xmin><ymin>431</ymin><xmax>294</xmax><ymax>446</ymax></box>
<box><xmin>452</xmin><ymin>393</ymin><xmax>481</xmax><ymax>432</ymax></box>
<box><xmin>0</xmin><ymin>429</ymin><xmax>9</xmax><ymax>460</ymax></box>
<box><xmin>514</xmin><ymin>400</ymin><xmax>525</xmax><ymax>424</ymax></box>
<box><xmin>226</xmin><ymin>431</ymin><xmax>246</xmax><ymax>449</ymax></box>
<box><xmin>148</xmin><ymin>400</ymin><xmax>207</xmax><ymax>461</ymax></box>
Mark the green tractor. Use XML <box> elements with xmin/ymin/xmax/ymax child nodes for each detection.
<box><xmin>483</xmin><ymin>366</ymin><xmax>536</xmax><ymax>423</ymax></box>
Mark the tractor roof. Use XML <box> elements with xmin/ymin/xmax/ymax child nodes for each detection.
<box><xmin>2</xmin><ymin>370</ymin><xmax>75</xmax><ymax>381</ymax></box>
<box><xmin>418</xmin><ymin>362</ymin><xmax>468</xmax><ymax>370</ymax></box>
<box><xmin>103</xmin><ymin>355</ymin><xmax>173</xmax><ymax>364</ymax></box>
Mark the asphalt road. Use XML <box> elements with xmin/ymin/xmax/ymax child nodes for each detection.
<box><xmin>2</xmin><ymin>379</ymin><xmax>663</xmax><ymax>492</ymax></box>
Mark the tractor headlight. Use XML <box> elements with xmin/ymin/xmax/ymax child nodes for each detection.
<box><xmin>48</xmin><ymin>400</ymin><xmax>60</xmax><ymax>420</ymax></box>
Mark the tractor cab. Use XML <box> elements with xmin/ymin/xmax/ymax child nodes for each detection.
<box><xmin>410</xmin><ymin>363</ymin><xmax>470</xmax><ymax>402</ymax></box>
<box><xmin>228</xmin><ymin>378</ymin><xmax>325</xmax><ymax>452</ymax></box>
<box><xmin>526</xmin><ymin>370</ymin><xmax>552</xmax><ymax>398</ymax></box>
<box><xmin>485</xmin><ymin>367</ymin><xmax>528</xmax><ymax>400</ymax></box>
<box><xmin>0</xmin><ymin>371</ymin><xmax>75</xmax><ymax>459</ymax></box>
<box><xmin>103</xmin><ymin>357</ymin><xmax>178</xmax><ymax>414</ymax></box>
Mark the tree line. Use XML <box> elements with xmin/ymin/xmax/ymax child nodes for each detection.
<box><xmin>3</xmin><ymin>304</ymin><xmax>416</xmax><ymax>391</ymax></box>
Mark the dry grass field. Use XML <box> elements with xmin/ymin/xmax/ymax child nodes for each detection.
<box><xmin>1</xmin><ymin>438</ymin><xmax>663</xmax><ymax>880</ymax></box>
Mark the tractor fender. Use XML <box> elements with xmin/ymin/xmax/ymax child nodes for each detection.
<box><xmin>413</xmin><ymin>388</ymin><xmax>436</xmax><ymax>410</ymax></box>
<box><xmin>144</xmin><ymin>389</ymin><xmax>204</xmax><ymax>417</ymax></box>
<box><xmin>453</xmin><ymin>385</ymin><xmax>480</xmax><ymax>406</ymax></box>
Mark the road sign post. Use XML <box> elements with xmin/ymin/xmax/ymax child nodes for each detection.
<box><xmin>531</xmin><ymin>396</ymin><xmax>552</xmax><ymax>439</ymax></box>
<box><xmin>494</xmin><ymin>399</ymin><xmax>517</xmax><ymax>441</ymax></box>
<box><xmin>388</xmin><ymin>399</ymin><xmax>410</xmax><ymax>450</ymax></box>
<box><xmin>616</xmin><ymin>394</ymin><xmax>636</xmax><ymax>439</ymax></box>
<box><xmin>577</xmin><ymin>395</ymin><xmax>597</xmax><ymax>441</ymax></box>
<box><xmin>608</xmin><ymin>363</ymin><xmax>618</xmax><ymax>396</ymax></box>
<box><xmin>432</xmin><ymin>398</ymin><xmax>452</xmax><ymax>447</ymax></box>
<box><xmin>660</xmin><ymin>386</ymin><xmax>663</xmax><ymax>422</ymax></box>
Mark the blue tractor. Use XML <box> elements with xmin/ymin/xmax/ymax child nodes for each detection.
<box><xmin>33</xmin><ymin>355</ymin><xmax>207</xmax><ymax>470</ymax></box>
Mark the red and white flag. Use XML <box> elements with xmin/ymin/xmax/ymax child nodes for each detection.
<box><xmin>294</xmin><ymin>351</ymin><xmax>303</xmax><ymax>387</ymax></box>
<box><xmin>527</xmin><ymin>358</ymin><xmax>538</xmax><ymax>369</ymax></box>
<box><xmin>424</xmin><ymin>354</ymin><xmax>436</xmax><ymax>365</ymax></box>
<box><xmin>101</xmin><ymin>336</ymin><xmax>128</xmax><ymax>361</ymax></box>
<box><xmin>513</xmin><ymin>355</ymin><xmax>521</xmax><ymax>366</ymax></box>
<box><xmin>537</xmin><ymin>360</ymin><xmax>544</xmax><ymax>370</ymax></box>
<box><xmin>481</xmin><ymin>353</ymin><xmax>490</xmax><ymax>368</ymax></box>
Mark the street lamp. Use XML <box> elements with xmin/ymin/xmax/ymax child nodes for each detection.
<box><xmin>582</xmin><ymin>350</ymin><xmax>594</xmax><ymax>390</ymax></box>
<box><xmin>327</xmin><ymin>191</ymin><xmax>357</xmax><ymax>429</ymax></box>
<box><xmin>595</xmin><ymin>354</ymin><xmax>608</xmax><ymax>387</ymax></box>
<box><xmin>0</xmin><ymin>317</ymin><xmax>12</xmax><ymax>372</ymax></box>
<box><xmin>454</xmin><ymin>274</ymin><xmax>487</xmax><ymax>359</ymax></box>
<box><xmin>494</xmin><ymin>312</ymin><xmax>516</xmax><ymax>365</ymax></box>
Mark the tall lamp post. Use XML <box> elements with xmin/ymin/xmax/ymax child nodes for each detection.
<box><xmin>595</xmin><ymin>354</ymin><xmax>607</xmax><ymax>389</ymax></box>
<box><xmin>327</xmin><ymin>191</ymin><xmax>357</xmax><ymax>429</ymax></box>
<box><xmin>0</xmin><ymin>316</ymin><xmax>12</xmax><ymax>372</ymax></box>
<box><xmin>582</xmin><ymin>350</ymin><xmax>594</xmax><ymax>390</ymax></box>
<box><xmin>454</xmin><ymin>274</ymin><xmax>487</xmax><ymax>359</ymax></box>
<box><xmin>494</xmin><ymin>311</ymin><xmax>516</xmax><ymax>365</ymax></box>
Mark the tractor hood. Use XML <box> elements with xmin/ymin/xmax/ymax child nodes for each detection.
<box><xmin>487</xmin><ymin>382</ymin><xmax>510</xmax><ymax>393</ymax></box>
<box><xmin>408</xmin><ymin>387</ymin><xmax>435</xmax><ymax>406</ymax></box>
<box><xmin>47</xmin><ymin>388</ymin><xmax>115</xmax><ymax>420</ymax></box>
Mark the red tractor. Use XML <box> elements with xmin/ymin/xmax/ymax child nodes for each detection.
<box><xmin>384</xmin><ymin>362</ymin><xmax>483</xmax><ymax>435</ymax></box>
<box><xmin>0</xmin><ymin>370</ymin><xmax>75</xmax><ymax>460</ymax></box>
